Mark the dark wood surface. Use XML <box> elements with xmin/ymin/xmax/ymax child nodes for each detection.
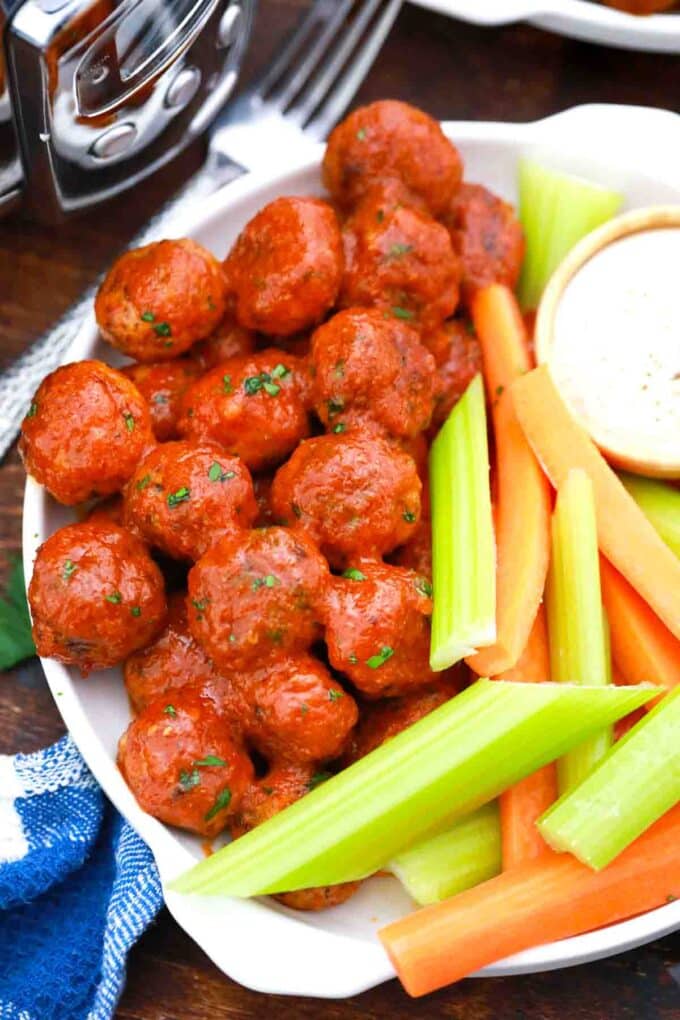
<box><xmin>1</xmin><ymin>1</ymin><xmax>679</xmax><ymax>1016</ymax></box>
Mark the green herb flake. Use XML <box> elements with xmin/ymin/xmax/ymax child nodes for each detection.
<box><xmin>292</xmin><ymin>502</ymin><xmax>303</xmax><ymax>519</ymax></box>
<box><xmin>208</xmin><ymin>462</ymin><xmax>235</xmax><ymax>483</ymax></box>
<box><xmin>327</xmin><ymin>397</ymin><xmax>345</xmax><ymax>418</ymax></box>
<box><xmin>415</xmin><ymin>577</ymin><xmax>433</xmax><ymax>598</ymax></box>
<box><xmin>267</xmin><ymin>628</ymin><xmax>284</xmax><ymax>644</ymax></box>
<box><xmin>194</xmin><ymin>755</ymin><xmax>227</xmax><ymax>768</ymax></box>
<box><xmin>153</xmin><ymin>321</ymin><xmax>172</xmax><ymax>338</ymax></box>
<box><xmin>105</xmin><ymin>591</ymin><xmax>122</xmax><ymax>605</ymax></box>
<box><xmin>167</xmin><ymin>486</ymin><xmax>190</xmax><ymax>508</ymax></box>
<box><xmin>332</xmin><ymin>423</ymin><xmax>347</xmax><ymax>434</ymax></box>
<box><xmin>348</xmin><ymin>654</ymin><xmax>358</xmax><ymax>665</ymax></box>
<box><xmin>496</xmin><ymin>385</ymin><xmax>505</xmax><ymax>398</ymax></box>
<box><xmin>387</xmin><ymin>243</ymin><xmax>413</xmax><ymax>259</ymax></box>
<box><xmin>252</xmin><ymin>574</ymin><xmax>279</xmax><ymax>591</ymax></box>
<box><xmin>329</xmin><ymin>689</ymin><xmax>344</xmax><ymax>702</ymax></box>
<box><xmin>356</xmin><ymin>128</ymin><xmax>367</xmax><ymax>141</ymax></box>
<box><xmin>179</xmin><ymin>768</ymin><xmax>201</xmax><ymax>792</ymax></box>
<box><xmin>222</xmin><ymin>374</ymin><xmax>233</xmax><ymax>394</ymax></box>
<box><xmin>152</xmin><ymin>394</ymin><xmax>168</xmax><ymax>405</ymax></box>
<box><xmin>191</xmin><ymin>598</ymin><xmax>208</xmax><ymax>612</ymax></box>
<box><xmin>403</xmin><ymin>510</ymin><xmax>417</xmax><ymax>523</ymax></box>
<box><xmin>271</xmin><ymin>363</ymin><xmax>291</xmax><ymax>380</ymax></box>
<box><xmin>308</xmin><ymin>771</ymin><xmax>332</xmax><ymax>791</ymax></box>
<box><xmin>366</xmin><ymin>646</ymin><xmax>394</xmax><ymax>669</ymax></box>
<box><xmin>204</xmin><ymin>787</ymin><xmax>232</xmax><ymax>822</ymax></box>
<box><xmin>263</xmin><ymin>380</ymin><xmax>281</xmax><ymax>397</ymax></box>
<box><xmin>122</xmin><ymin>412</ymin><xmax>135</xmax><ymax>432</ymax></box>
<box><xmin>300</xmin><ymin>702</ymin><xmax>309</xmax><ymax>716</ymax></box>
<box><xmin>62</xmin><ymin>559</ymin><xmax>78</xmax><ymax>582</ymax></box>
<box><xmin>130</xmin><ymin>606</ymin><xmax>141</xmax><ymax>617</ymax></box>
<box><xmin>141</xmin><ymin>311</ymin><xmax>156</xmax><ymax>323</ymax></box>
<box><xmin>342</xmin><ymin>568</ymin><xmax>366</xmax><ymax>582</ymax></box>
<box><xmin>163</xmin><ymin>705</ymin><xmax>177</xmax><ymax>717</ymax></box>
<box><xmin>26</xmin><ymin>402</ymin><xmax>38</xmax><ymax>419</ymax></box>
<box><xmin>391</xmin><ymin>306</ymin><xmax>415</xmax><ymax>321</ymax></box>
<box><xmin>334</xmin><ymin>360</ymin><xmax>345</xmax><ymax>378</ymax></box>
<box><xmin>376</xmin><ymin>209</ymin><xmax>385</xmax><ymax>224</ymax></box>
<box><xmin>244</xmin><ymin>375</ymin><xmax>263</xmax><ymax>396</ymax></box>
<box><xmin>136</xmin><ymin>474</ymin><xmax>152</xmax><ymax>491</ymax></box>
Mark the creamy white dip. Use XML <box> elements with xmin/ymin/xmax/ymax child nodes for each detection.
<box><xmin>550</xmin><ymin>227</ymin><xmax>680</xmax><ymax>469</ymax></box>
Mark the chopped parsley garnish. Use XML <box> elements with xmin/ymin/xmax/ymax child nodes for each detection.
<box><xmin>292</xmin><ymin>502</ymin><xmax>303</xmax><ymax>519</ymax></box>
<box><xmin>252</xmin><ymin>574</ymin><xmax>279</xmax><ymax>591</ymax></box>
<box><xmin>26</xmin><ymin>402</ymin><xmax>38</xmax><ymax>419</ymax></box>
<box><xmin>263</xmin><ymin>380</ymin><xmax>281</xmax><ymax>396</ymax></box>
<box><xmin>204</xmin><ymin>787</ymin><xmax>232</xmax><ymax>822</ymax></box>
<box><xmin>163</xmin><ymin>704</ymin><xmax>177</xmax><ymax>717</ymax></box>
<box><xmin>271</xmin><ymin>363</ymin><xmax>290</xmax><ymax>379</ymax></box>
<box><xmin>343</xmin><ymin>568</ymin><xmax>366</xmax><ymax>581</ymax></box>
<box><xmin>244</xmin><ymin>370</ymin><xmax>285</xmax><ymax>397</ymax></box>
<box><xmin>179</xmin><ymin>768</ymin><xmax>201</xmax><ymax>792</ymax></box>
<box><xmin>152</xmin><ymin>394</ymin><xmax>168</xmax><ymax>405</ymax></box>
<box><xmin>403</xmin><ymin>510</ymin><xmax>417</xmax><ymax>523</ymax></box>
<box><xmin>167</xmin><ymin>486</ymin><xmax>190</xmax><ymax>508</ymax></box>
<box><xmin>334</xmin><ymin>359</ymin><xmax>345</xmax><ymax>378</ymax></box>
<box><xmin>130</xmin><ymin>606</ymin><xmax>141</xmax><ymax>617</ymax></box>
<box><xmin>329</xmin><ymin>689</ymin><xmax>344</xmax><ymax>702</ymax></box>
<box><xmin>348</xmin><ymin>654</ymin><xmax>358</xmax><ymax>665</ymax></box>
<box><xmin>122</xmin><ymin>411</ymin><xmax>135</xmax><ymax>432</ymax></box>
<box><xmin>366</xmin><ymin>646</ymin><xmax>394</xmax><ymax>669</ymax></box>
<box><xmin>388</xmin><ymin>243</ymin><xmax>413</xmax><ymax>259</ymax></box>
<box><xmin>222</xmin><ymin>374</ymin><xmax>233</xmax><ymax>394</ymax></box>
<box><xmin>62</xmin><ymin>559</ymin><xmax>77</xmax><ymax>582</ymax></box>
<box><xmin>308</xmin><ymin>771</ymin><xmax>332</xmax><ymax>790</ymax></box>
<box><xmin>194</xmin><ymin>755</ymin><xmax>227</xmax><ymax>768</ymax></box>
<box><xmin>267</xmin><ymin>628</ymin><xmax>284</xmax><ymax>644</ymax></box>
<box><xmin>326</xmin><ymin>396</ymin><xmax>345</xmax><ymax>418</ymax></box>
<box><xmin>356</xmin><ymin>128</ymin><xmax>367</xmax><ymax>141</ymax></box>
<box><xmin>136</xmin><ymin>474</ymin><xmax>151</xmax><ymax>491</ymax></box>
<box><xmin>300</xmin><ymin>702</ymin><xmax>309</xmax><ymax>716</ymax></box>
<box><xmin>332</xmin><ymin>423</ymin><xmax>346</xmax><ymax>434</ymax></box>
<box><xmin>141</xmin><ymin>311</ymin><xmax>155</xmax><ymax>323</ymax></box>
<box><xmin>191</xmin><ymin>598</ymin><xmax>208</xmax><ymax>612</ymax></box>
<box><xmin>415</xmin><ymin>577</ymin><xmax>433</xmax><ymax>598</ymax></box>
<box><xmin>376</xmin><ymin>209</ymin><xmax>385</xmax><ymax>224</ymax></box>
<box><xmin>208</xmin><ymin>462</ymin><xmax>236</xmax><ymax>483</ymax></box>
<box><xmin>153</xmin><ymin>321</ymin><xmax>172</xmax><ymax>338</ymax></box>
<box><xmin>105</xmin><ymin>591</ymin><xmax>122</xmax><ymax>605</ymax></box>
<box><xmin>391</xmin><ymin>306</ymin><xmax>415</xmax><ymax>321</ymax></box>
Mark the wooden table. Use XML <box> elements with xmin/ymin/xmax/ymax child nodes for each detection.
<box><xmin>1</xmin><ymin>2</ymin><xmax>679</xmax><ymax>1016</ymax></box>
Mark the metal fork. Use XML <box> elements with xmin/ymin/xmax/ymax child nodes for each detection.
<box><xmin>0</xmin><ymin>0</ymin><xmax>403</xmax><ymax>460</ymax></box>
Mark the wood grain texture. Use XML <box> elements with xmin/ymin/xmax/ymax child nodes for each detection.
<box><xmin>0</xmin><ymin>0</ymin><xmax>678</xmax><ymax>1014</ymax></box>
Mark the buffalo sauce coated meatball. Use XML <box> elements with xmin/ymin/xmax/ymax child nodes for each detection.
<box><xmin>343</xmin><ymin>676</ymin><xmax>460</xmax><ymax>764</ymax></box>
<box><xmin>424</xmin><ymin>319</ymin><xmax>483</xmax><ymax>429</ymax></box>
<box><xmin>20</xmin><ymin>360</ymin><xmax>153</xmax><ymax>505</ymax></box>
<box><xmin>224</xmin><ymin>197</ymin><xmax>343</xmax><ymax>336</ymax></box>
<box><xmin>230</xmin><ymin>761</ymin><xmax>360</xmax><ymax>911</ymax></box>
<box><xmin>178</xmin><ymin>351</ymin><xmax>310</xmax><ymax>471</ymax></box>
<box><xmin>121</xmin><ymin>359</ymin><xmax>201</xmax><ymax>442</ymax></box>
<box><xmin>124</xmin><ymin>591</ymin><xmax>217</xmax><ymax>713</ymax></box>
<box><xmin>323</xmin><ymin>100</ymin><xmax>463</xmax><ymax>216</ymax></box>
<box><xmin>246</xmin><ymin>654</ymin><xmax>358</xmax><ymax>763</ymax></box>
<box><xmin>310</xmin><ymin>309</ymin><xmax>436</xmax><ymax>439</ymax></box>
<box><xmin>187</xmin><ymin>526</ymin><xmax>330</xmax><ymax>672</ymax></box>
<box><xmin>28</xmin><ymin>520</ymin><xmax>166</xmax><ymax>674</ymax></box>
<box><xmin>271</xmin><ymin>432</ymin><xmax>421</xmax><ymax>566</ymax></box>
<box><xmin>118</xmin><ymin>685</ymin><xmax>253</xmax><ymax>837</ymax></box>
<box><xmin>324</xmin><ymin>561</ymin><xmax>435</xmax><ymax>698</ymax></box>
<box><xmin>443</xmin><ymin>183</ymin><xmax>524</xmax><ymax>307</ymax></box>
<box><xmin>190</xmin><ymin>312</ymin><xmax>256</xmax><ymax>370</ymax></box>
<box><xmin>124</xmin><ymin>440</ymin><xmax>257</xmax><ymax>561</ymax></box>
<box><xmin>340</xmin><ymin>191</ymin><xmax>460</xmax><ymax>331</ymax></box>
<box><xmin>95</xmin><ymin>239</ymin><xmax>226</xmax><ymax>362</ymax></box>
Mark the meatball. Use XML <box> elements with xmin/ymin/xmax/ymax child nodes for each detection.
<box><xmin>190</xmin><ymin>313</ymin><xmax>256</xmax><ymax>370</ymax></box>
<box><xmin>424</xmin><ymin>319</ymin><xmax>483</xmax><ymax>429</ymax></box>
<box><xmin>121</xmin><ymin>359</ymin><xmax>201</xmax><ymax>442</ymax></box>
<box><xmin>187</xmin><ymin>526</ymin><xmax>330</xmax><ymax>672</ymax></box>
<box><xmin>124</xmin><ymin>591</ymin><xmax>217</xmax><ymax>713</ymax></box>
<box><xmin>124</xmin><ymin>440</ymin><xmax>257</xmax><ymax>561</ymax></box>
<box><xmin>323</xmin><ymin>100</ymin><xmax>463</xmax><ymax>216</ymax></box>
<box><xmin>344</xmin><ymin>677</ymin><xmax>460</xmax><ymax>764</ymax></box>
<box><xmin>95</xmin><ymin>239</ymin><xmax>227</xmax><ymax>361</ymax></box>
<box><xmin>247</xmin><ymin>654</ymin><xmax>358</xmax><ymax>763</ymax></box>
<box><xmin>230</xmin><ymin>761</ymin><xmax>360</xmax><ymax>911</ymax></box>
<box><xmin>178</xmin><ymin>351</ymin><xmax>311</xmax><ymax>471</ymax></box>
<box><xmin>20</xmin><ymin>360</ymin><xmax>153</xmax><ymax>505</ymax></box>
<box><xmin>28</xmin><ymin>520</ymin><xmax>166</xmax><ymax>674</ymax></box>
<box><xmin>340</xmin><ymin>192</ymin><xmax>460</xmax><ymax>331</ymax></box>
<box><xmin>309</xmin><ymin>309</ymin><xmax>436</xmax><ymax>439</ymax></box>
<box><xmin>271</xmin><ymin>432</ymin><xmax>421</xmax><ymax>566</ymax></box>
<box><xmin>224</xmin><ymin>197</ymin><xmax>343</xmax><ymax>335</ymax></box>
<box><xmin>442</xmin><ymin>183</ymin><xmax>524</xmax><ymax>306</ymax></box>
<box><xmin>324</xmin><ymin>561</ymin><xmax>435</xmax><ymax>698</ymax></box>
<box><xmin>118</xmin><ymin>686</ymin><xmax>253</xmax><ymax>837</ymax></box>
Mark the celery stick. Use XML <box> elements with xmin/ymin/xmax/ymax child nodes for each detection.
<box><xmin>619</xmin><ymin>473</ymin><xmax>680</xmax><ymax>559</ymax></box>
<box><xmin>546</xmin><ymin>470</ymin><xmax>613</xmax><ymax>793</ymax></box>
<box><xmin>170</xmin><ymin>679</ymin><xmax>657</xmax><ymax>897</ymax></box>
<box><xmin>390</xmin><ymin>804</ymin><xmax>501</xmax><ymax>906</ymax></box>
<box><xmin>539</xmin><ymin>686</ymin><xmax>680</xmax><ymax>870</ymax></box>
<box><xmin>518</xmin><ymin>159</ymin><xmax>623</xmax><ymax>311</ymax></box>
<box><xmin>429</xmin><ymin>374</ymin><xmax>496</xmax><ymax>670</ymax></box>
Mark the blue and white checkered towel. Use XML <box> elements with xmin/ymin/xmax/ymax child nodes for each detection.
<box><xmin>0</xmin><ymin>736</ymin><xmax>162</xmax><ymax>1020</ymax></box>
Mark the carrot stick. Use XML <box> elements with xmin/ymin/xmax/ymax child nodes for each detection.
<box><xmin>466</xmin><ymin>286</ymin><xmax>551</xmax><ymax>676</ymax></box>
<box><xmin>495</xmin><ymin>607</ymin><xmax>558</xmax><ymax>868</ymax></box>
<box><xmin>380</xmin><ymin>804</ymin><xmax>680</xmax><ymax>997</ymax></box>
<box><xmin>511</xmin><ymin>366</ymin><xmax>680</xmax><ymax>641</ymax></box>
<box><xmin>600</xmin><ymin>556</ymin><xmax>680</xmax><ymax>704</ymax></box>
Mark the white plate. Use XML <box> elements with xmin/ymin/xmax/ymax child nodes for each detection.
<box><xmin>410</xmin><ymin>0</ymin><xmax>680</xmax><ymax>52</ymax></box>
<box><xmin>23</xmin><ymin>104</ymin><xmax>680</xmax><ymax>999</ymax></box>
